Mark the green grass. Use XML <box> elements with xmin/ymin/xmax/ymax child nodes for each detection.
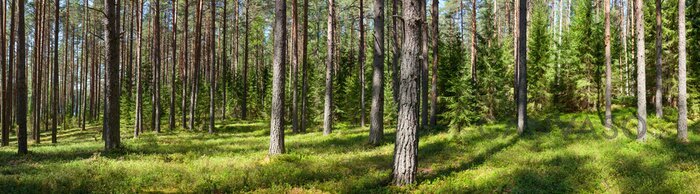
<box><xmin>1</xmin><ymin>108</ymin><xmax>698</xmax><ymax>193</ymax></box>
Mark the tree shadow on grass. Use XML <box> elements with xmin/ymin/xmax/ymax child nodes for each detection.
<box><xmin>506</xmin><ymin>154</ymin><xmax>599</xmax><ymax>193</ymax></box>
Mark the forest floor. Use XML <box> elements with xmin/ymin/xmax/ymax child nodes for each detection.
<box><xmin>0</xmin><ymin>108</ymin><xmax>698</xmax><ymax>193</ymax></box>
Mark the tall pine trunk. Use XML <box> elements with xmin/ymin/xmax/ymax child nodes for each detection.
<box><xmin>104</xmin><ymin>0</ymin><xmax>121</xmax><ymax>150</ymax></box>
<box><xmin>208</xmin><ymin>0</ymin><xmax>215</xmax><ymax>133</ymax></box>
<box><xmin>269</xmin><ymin>0</ymin><xmax>286</xmax><ymax>155</ymax></box>
<box><xmin>1</xmin><ymin>0</ymin><xmax>8</xmax><ymax>147</ymax></box>
<box><xmin>635</xmin><ymin>0</ymin><xmax>646</xmax><ymax>141</ymax></box>
<box><xmin>368</xmin><ymin>0</ymin><xmax>384</xmax><ymax>145</ymax></box>
<box><xmin>291</xmin><ymin>0</ymin><xmax>299</xmax><ymax>132</ymax></box>
<box><xmin>17</xmin><ymin>0</ymin><xmax>28</xmax><ymax>154</ymax></box>
<box><xmin>152</xmin><ymin>0</ymin><xmax>161</xmax><ymax>133</ymax></box>
<box><xmin>52</xmin><ymin>0</ymin><xmax>59</xmax><ymax>143</ymax></box>
<box><xmin>358</xmin><ymin>0</ymin><xmax>366</xmax><ymax>127</ymax></box>
<box><xmin>170</xmin><ymin>0</ymin><xmax>177</xmax><ymax>130</ymax></box>
<box><xmin>429</xmin><ymin>0</ymin><xmax>437</xmax><ymax>126</ymax></box>
<box><xmin>677</xmin><ymin>0</ymin><xmax>688</xmax><ymax>142</ymax></box>
<box><xmin>420</xmin><ymin>0</ymin><xmax>428</xmax><ymax>129</ymax></box>
<box><xmin>300</xmin><ymin>0</ymin><xmax>308</xmax><ymax>132</ymax></box>
<box><xmin>392</xmin><ymin>0</ymin><xmax>421</xmax><ymax>185</ymax></box>
<box><xmin>516</xmin><ymin>0</ymin><xmax>527</xmax><ymax>134</ymax></box>
<box><xmin>189</xmin><ymin>0</ymin><xmax>203</xmax><ymax>131</ymax></box>
<box><xmin>135</xmin><ymin>0</ymin><xmax>143</xmax><ymax>136</ymax></box>
<box><xmin>654</xmin><ymin>0</ymin><xmax>662</xmax><ymax>117</ymax></box>
<box><xmin>324</xmin><ymin>0</ymin><xmax>335</xmax><ymax>135</ymax></box>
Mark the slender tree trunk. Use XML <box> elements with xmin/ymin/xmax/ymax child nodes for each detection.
<box><xmin>1</xmin><ymin>0</ymin><xmax>8</xmax><ymax>147</ymax></box>
<box><xmin>104</xmin><ymin>0</ymin><xmax>121</xmax><ymax>150</ymax></box>
<box><xmin>516</xmin><ymin>0</ymin><xmax>527</xmax><ymax>134</ymax></box>
<box><xmin>208</xmin><ymin>0</ymin><xmax>215</xmax><ymax>133</ymax></box>
<box><xmin>170</xmin><ymin>0</ymin><xmax>177</xmax><ymax>130</ymax></box>
<box><xmin>269</xmin><ymin>0</ymin><xmax>286</xmax><ymax>155</ymax></box>
<box><xmin>420</xmin><ymin>0</ymin><xmax>428</xmax><ymax>128</ymax></box>
<box><xmin>52</xmin><ymin>0</ymin><xmax>59</xmax><ymax>143</ymax></box>
<box><xmin>221</xmin><ymin>0</ymin><xmax>227</xmax><ymax>119</ymax></box>
<box><xmin>635</xmin><ymin>0</ymin><xmax>646</xmax><ymax>141</ymax></box>
<box><xmin>391</xmin><ymin>0</ymin><xmax>400</xmax><ymax>107</ymax></box>
<box><xmin>189</xmin><ymin>0</ymin><xmax>203</xmax><ymax>131</ymax></box>
<box><xmin>152</xmin><ymin>0</ymin><xmax>161</xmax><ymax>133</ymax></box>
<box><xmin>358</xmin><ymin>0</ymin><xmax>366</xmax><ymax>127</ymax></box>
<box><xmin>182</xmin><ymin>0</ymin><xmax>188</xmax><ymax>128</ymax></box>
<box><xmin>135</xmin><ymin>0</ymin><xmax>143</xmax><ymax>137</ymax></box>
<box><xmin>291</xmin><ymin>0</ymin><xmax>299</xmax><ymax>132</ymax></box>
<box><xmin>604</xmin><ymin>0</ymin><xmax>612</xmax><ymax>128</ymax></box>
<box><xmin>324</xmin><ymin>0</ymin><xmax>335</xmax><ymax>135</ymax></box>
<box><xmin>368</xmin><ymin>0</ymin><xmax>384</xmax><ymax>145</ymax></box>
<box><xmin>470</xmin><ymin>0</ymin><xmax>476</xmax><ymax>83</ymax></box>
<box><xmin>300</xmin><ymin>0</ymin><xmax>308</xmax><ymax>132</ymax></box>
<box><xmin>429</xmin><ymin>0</ymin><xmax>437</xmax><ymax>126</ymax></box>
<box><xmin>33</xmin><ymin>0</ymin><xmax>43</xmax><ymax>144</ymax></box>
<box><xmin>654</xmin><ymin>0</ymin><xmax>662</xmax><ymax>117</ymax></box>
<box><xmin>677</xmin><ymin>0</ymin><xmax>687</xmax><ymax>142</ymax></box>
<box><xmin>393</xmin><ymin>0</ymin><xmax>421</xmax><ymax>185</ymax></box>
<box><xmin>242</xmin><ymin>0</ymin><xmax>248</xmax><ymax>120</ymax></box>
<box><xmin>17</xmin><ymin>0</ymin><xmax>28</xmax><ymax>155</ymax></box>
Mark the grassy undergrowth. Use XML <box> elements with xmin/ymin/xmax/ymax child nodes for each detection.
<box><xmin>0</xmin><ymin>108</ymin><xmax>698</xmax><ymax>193</ymax></box>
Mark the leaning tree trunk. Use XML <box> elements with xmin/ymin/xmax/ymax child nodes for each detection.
<box><xmin>516</xmin><ymin>0</ymin><xmax>527</xmax><ymax>134</ymax></box>
<box><xmin>635</xmin><ymin>0</ymin><xmax>646</xmax><ymax>141</ymax></box>
<box><xmin>269</xmin><ymin>0</ymin><xmax>286</xmax><ymax>155</ymax></box>
<box><xmin>677</xmin><ymin>0</ymin><xmax>688</xmax><ymax>142</ymax></box>
<box><xmin>604</xmin><ymin>0</ymin><xmax>612</xmax><ymax>128</ymax></box>
<box><xmin>323</xmin><ymin>0</ymin><xmax>335</xmax><ymax>135</ymax></box>
<box><xmin>392</xmin><ymin>0</ymin><xmax>421</xmax><ymax>185</ymax></box>
<box><xmin>17</xmin><ymin>0</ymin><xmax>28</xmax><ymax>155</ymax></box>
<box><xmin>654</xmin><ymin>0</ymin><xmax>663</xmax><ymax>117</ymax></box>
<box><xmin>368</xmin><ymin>0</ymin><xmax>384</xmax><ymax>146</ymax></box>
<box><xmin>104</xmin><ymin>0</ymin><xmax>121</xmax><ymax>150</ymax></box>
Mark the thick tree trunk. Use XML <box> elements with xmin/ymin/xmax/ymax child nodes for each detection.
<box><xmin>324</xmin><ymin>0</ymin><xmax>335</xmax><ymax>135</ymax></box>
<box><xmin>516</xmin><ymin>0</ymin><xmax>527</xmax><ymax>134</ymax></box>
<box><xmin>429</xmin><ymin>0</ymin><xmax>438</xmax><ymax>126</ymax></box>
<box><xmin>104</xmin><ymin>0</ymin><xmax>121</xmax><ymax>150</ymax></box>
<box><xmin>17</xmin><ymin>0</ymin><xmax>28</xmax><ymax>154</ymax></box>
<box><xmin>392</xmin><ymin>0</ymin><xmax>421</xmax><ymax>185</ymax></box>
<box><xmin>677</xmin><ymin>0</ymin><xmax>688</xmax><ymax>142</ymax></box>
<box><xmin>604</xmin><ymin>0</ymin><xmax>612</xmax><ymax>128</ymax></box>
<box><xmin>654</xmin><ymin>0</ymin><xmax>662</xmax><ymax>117</ymax></box>
<box><xmin>635</xmin><ymin>0</ymin><xmax>646</xmax><ymax>141</ymax></box>
<box><xmin>269</xmin><ymin>0</ymin><xmax>286</xmax><ymax>155</ymax></box>
<box><xmin>369</xmin><ymin>0</ymin><xmax>384</xmax><ymax>146</ymax></box>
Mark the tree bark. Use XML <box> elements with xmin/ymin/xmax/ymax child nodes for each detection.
<box><xmin>170</xmin><ymin>0</ymin><xmax>177</xmax><ymax>130</ymax></box>
<box><xmin>269</xmin><ymin>0</ymin><xmax>286</xmax><ymax>155</ymax></box>
<box><xmin>358</xmin><ymin>0</ymin><xmax>366</xmax><ymax>127</ymax></box>
<box><xmin>242</xmin><ymin>0</ymin><xmax>249</xmax><ymax>120</ymax></box>
<box><xmin>420</xmin><ymin>0</ymin><xmax>428</xmax><ymax>128</ymax></box>
<box><xmin>182</xmin><ymin>0</ymin><xmax>189</xmax><ymax>128</ymax></box>
<box><xmin>291</xmin><ymin>0</ymin><xmax>299</xmax><ymax>132</ymax></box>
<box><xmin>17</xmin><ymin>0</ymin><xmax>28</xmax><ymax>154</ymax></box>
<box><xmin>135</xmin><ymin>0</ymin><xmax>143</xmax><ymax>136</ymax></box>
<box><xmin>392</xmin><ymin>0</ymin><xmax>421</xmax><ymax>185</ymax></box>
<box><xmin>516</xmin><ymin>0</ymin><xmax>527</xmax><ymax>134</ymax></box>
<box><xmin>208</xmin><ymin>0</ymin><xmax>215</xmax><ymax>133</ymax></box>
<box><xmin>604</xmin><ymin>0</ymin><xmax>612</xmax><ymax>128</ymax></box>
<box><xmin>52</xmin><ymin>0</ymin><xmax>59</xmax><ymax>143</ymax></box>
<box><xmin>152</xmin><ymin>0</ymin><xmax>161</xmax><ymax>133</ymax></box>
<box><xmin>104</xmin><ymin>0</ymin><xmax>121</xmax><ymax>150</ymax></box>
<box><xmin>677</xmin><ymin>0</ymin><xmax>688</xmax><ymax>142</ymax></box>
<box><xmin>300</xmin><ymin>0</ymin><xmax>308</xmax><ymax>133</ymax></box>
<box><xmin>369</xmin><ymin>0</ymin><xmax>384</xmax><ymax>145</ymax></box>
<box><xmin>429</xmin><ymin>0</ymin><xmax>438</xmax><ymax>126</ymax></box>
<box><xmin>654</xmin><ymin>0</ymin><xmax>662</xmax><ymax>117</ymax></box>
<box><xmin>635</xmin><ymin>0</ymin><xmax>646</xmax><ymax>141</ymax></box>
<box><xmin>189</xmin><ymin>0</ymin><xmax>203</xmax><ymax>131</ymax></box>
<box><xmin>391</xmin><ymin>0</ymin><xmax>400</xmax><ymax>107</ymax></box>
<box><xmin>324</xmin><ymin>0</ymin><xmax>335</xmax><ymax>135</ymax></box>
<box><xmin>1</xmin><ymin>0</ymin><xmax>8</xmax><ymax>147</ymax></box>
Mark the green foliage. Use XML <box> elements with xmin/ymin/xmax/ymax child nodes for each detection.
<box><xmin>527</xmin><ymin>0</ymin><xmax>554</xmax><ymax>111</ymax></box>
